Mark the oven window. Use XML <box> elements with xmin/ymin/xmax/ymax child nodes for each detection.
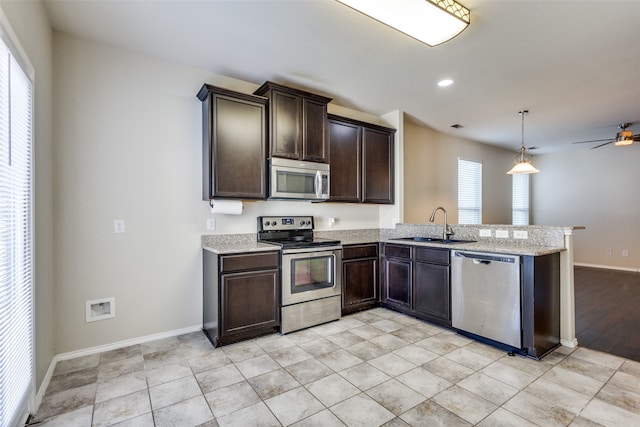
<box><xmin>291</xmin><ymin>255</ymin><xmax>334</xmax><ymax>293</ymax></box>
<box><xmin>277</xmin><ymin>170</ymin><xmax>315</xmax><ymax>194</ymax></box>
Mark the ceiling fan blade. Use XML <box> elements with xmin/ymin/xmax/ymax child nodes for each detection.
<box><xmin>590</xmin><ymin>141</ymin><xmax>614</xmax><ymax>149</ymax></box>
<box><xmin>572</xmin><ymin>138</ymin><xmax>615</xmax><ymax>144</ymax></box>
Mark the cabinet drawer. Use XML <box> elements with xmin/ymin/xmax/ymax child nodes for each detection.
<box><xmin>383</xmin><ymin>244</ymin><xmax>411</xmax><ymax>259</ymax></box>
<box><xmin>414</xmin><ymin>247</ymin><xmax>450</xmax><ymax>265</ymax></box>
<box><xmin>343</xmin><ymin>243</ymin><xmax>378</xmax><ymax>260</ymax></box>
<box><xmin>220</xmin><ymin>251</ymin><xmax>280</xmax><ymax>273</ymax></box>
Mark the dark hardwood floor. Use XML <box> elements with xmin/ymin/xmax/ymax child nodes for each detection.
<box><xmin>574</xmin><ymin>265</ymin><xmax>640</xmax><ymax>361</ymax></box>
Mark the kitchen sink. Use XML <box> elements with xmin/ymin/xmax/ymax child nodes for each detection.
<box><xmin>391</xmin><ymin>237</ymin><xmax>477</xmax><ymax>244</ymax></box>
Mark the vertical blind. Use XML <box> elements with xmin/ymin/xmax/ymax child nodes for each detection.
<box><xmin>0</xmin><ymin>28</ymin><xmax>34</xmax><ymax>427</ymax></box>
<box><xmin>457</xmin><ymin>158</ymin><xmax>482</xmax><ymax>224</ymax></box>
<box><xmin>512</xmin><ymin>173</ymin><xmax>530</xmax><ymax>225</ymax></box>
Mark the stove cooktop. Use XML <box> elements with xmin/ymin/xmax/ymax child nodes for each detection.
<box><xmin>257</xmin><ymin>215</ymin><xmax>341</xmax><ymax>249</ymax></box>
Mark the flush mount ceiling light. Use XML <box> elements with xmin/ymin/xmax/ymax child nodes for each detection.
<box><xmin>438</xmin><ymin>79</ymin><xmax>454</xmax><ymax>87</ymax></box>
<box><xmin>336</xmin><ymin>0</ymin><xmax>470</xmax><ymax>47</ymax></box>
<box><xmin>507</xmin><ymin>110</ymin><xmax>540</xmax><ymax>175</ymax></box>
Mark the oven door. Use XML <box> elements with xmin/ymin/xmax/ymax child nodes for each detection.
<box><xmin>281</xmin><ymin>247</ymin><xmax>342</xmax><ymax>306</ymax></box>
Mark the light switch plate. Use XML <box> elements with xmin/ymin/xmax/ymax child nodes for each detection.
<box><xmin>495</xmin><ymin>229</ymin><xmax>509</xmax><ymax>238</ymax></box>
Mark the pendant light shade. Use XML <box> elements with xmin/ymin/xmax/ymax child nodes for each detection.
<box><xmin>507</xmin><ymin>110</ymin><xmax>540</xmax><ymax>175</ymax></box>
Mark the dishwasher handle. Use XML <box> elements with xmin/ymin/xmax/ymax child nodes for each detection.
<box><xmin>453</xmin><ymin>251</ymin><xmax>519</xmax><ymax>264</ymax></box>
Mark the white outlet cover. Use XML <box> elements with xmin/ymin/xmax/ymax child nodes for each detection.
<box><xmin>513</xmin><ymin>230</ymin><xmax>528</xmax><ymax>239</ymax></box>
<box><xmin>495</xmin><ymin>229</ymin><xmax>509</xmax><ymax>238</ymax></box>
<box><xmin>113</xmin><ymin>219</ymin><xmax>125</xmax><ymax>233</ymax></box>
<box><xmin>479</xmin><ymin>229</ymin><xmax>492</xmax><ymax>237</ymax></box>
<box><xmin>206</xmin><ymin>218</ymin><xmax>216</xmax><ymax>230</ymax></box>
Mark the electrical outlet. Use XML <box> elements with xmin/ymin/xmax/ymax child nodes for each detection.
<box><xmin>206</xmin><ymin>218</ymin><xmax>216</xmax><ymax>230</ymax></box>
<box><xmin>495</xmin><ymin>229</ymin><xmax>509</xmax><ymax>238</ymax></box>
<box><xmin>607</xmin><ymin>249</ymin><xmax>613</xmax><ymax>255</ymax></box>
<box><xmin>113</xmin><ymin>219</ymin><xmax>125</xmax><ymax>234</ymax></box>
<box><xmin>622</xmin><ymin>249</ymin><xmax>629</xmax><ymax>257</ymax></box>
<box><xmin>328</xmin><ymin>217</ymin><xmax>336</xmax><ymax>226</ymax></box>
<box><xmin>513</xmin><ymin>230</ymin><xmax>528</xmax><ymax>239</ymax></box>
<box><xmin>479</xmin><ymin>229</ymin><xmax>492</xmax><ymax>237</ymax></box>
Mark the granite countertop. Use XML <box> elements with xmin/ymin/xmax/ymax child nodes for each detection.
<box><xmin>202</xmin><ymin>241</ymin><xmax>279</xmax><ymax>254</ymax></box>
<box><xmin>380</xmin><ymin>237</ymin><xmax>565</xmax><ymax>256</ymax></box>
<box><xmin>201</xmin><ymin>228</ymin><xmax>566</xmax><ymax>256</ymax></box>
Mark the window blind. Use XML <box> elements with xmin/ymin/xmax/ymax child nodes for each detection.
<box><xmin>0</xmin><ymin>29</ymin><xmax>34</xmax><ymax>427</ymax></box>
<box><xmin>512</xmin><ymin>173</ymin><xmax>530</xmax><ymax>225</ymax></box>
<box><xmin>457</xmin><ymin>158</ymin><xmax>482</xmax><ymax>224</ymax></box>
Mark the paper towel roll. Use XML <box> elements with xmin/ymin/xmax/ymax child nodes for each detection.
<box><xmin>210</xmin><ymin>199</ymin><xmax>243</xmax><ymax>215</ymax></box>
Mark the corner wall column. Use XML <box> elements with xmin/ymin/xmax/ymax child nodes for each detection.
<box><xmin>560</xmin><ymin>230</ymin><xmax>578</xmax><ymax>347</ymax></box>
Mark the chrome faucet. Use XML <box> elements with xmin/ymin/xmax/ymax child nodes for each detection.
<box><xmin>429</xmin><ymin>206</ymin><xmax>454</xmax><ymax>240</ymax></box>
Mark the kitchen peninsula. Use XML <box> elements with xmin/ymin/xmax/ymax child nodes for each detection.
<box><xmin>202</xmin><ymin>223</ymin><xmax>583</xmax><ymax>354</ymax></box>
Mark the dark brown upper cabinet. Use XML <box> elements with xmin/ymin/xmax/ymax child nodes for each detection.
<box><xmin>254</xmin><ymin>81</ymin><xmax>332</xmax><ymax>163</ymax></box>
<box><xmin>197</xmin><ymin>84</ymin><xmax>268</xmax><ymax>200</ymax></box>
<box><xmin>328</xmin><ymin>114</ymin><xmax>395</xmax><ymax>204</ymax></box>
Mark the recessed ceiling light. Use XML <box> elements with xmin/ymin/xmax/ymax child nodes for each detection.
<box><xmin>438</xmin><ymin>79</ymin><xmax>454</xmax><ymax>87</ymax></box>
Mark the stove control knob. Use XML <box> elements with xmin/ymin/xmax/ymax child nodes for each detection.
<box><xmin>270</xmin><ymin>221</ymin><xmax>277</xmax><ymax>226</ymax></box>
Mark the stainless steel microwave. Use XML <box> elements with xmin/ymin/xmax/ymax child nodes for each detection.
<box><xmin>269</xmin><ymin>157</ymin><xmax>330</xmax><ymax>200</ymax></box>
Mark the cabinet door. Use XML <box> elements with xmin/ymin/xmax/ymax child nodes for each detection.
<box><xmin>270</xmin><ymin>90</ymin><xmax>301</xmax><ymax>159</ymax></box>
<box><xmin>303</xmin><ymin>98</ymin><xmax>329</xmax><ymax>162</ymax></box>
<box><xmin>413</xmin><ymin>261</ymin><xmax>450</xmax><ymax>324</ymax></box>
<box><xmin>220</xmin><ymin>269</ymin><xmax>280</xmax><ymax>336</ymax></box>
<box><xmin>383</xmin><ymin>257</ymin><xmax>411</xmax><ymax>309</ymax></box>
<box><xmin>343</xmin><ymin>258</ymin><xmax>378</xmax><ymax>312</ymax></box>
<box><xmin>328</xmin><ymin>119</ymin><xmax>361</xmax><ymax>202</ymax></box>
<box><xmin>362</xmin><ymin>127</ymin><xmax>394</xmax><ymax>204</ymax></box>
<box><xmin>203</xmin><ymin>92</ymin><xmax>267</xmax><ymax>199</ymax></box>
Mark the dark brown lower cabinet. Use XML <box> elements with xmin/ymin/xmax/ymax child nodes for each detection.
<box><xmin>381</xmin><ymin>243</ymin><xmax>451</xmax><ymax>325</ymax></box>
<box><xmin>203</xmin><ymin>250</ymin><xmax>280</xmax><ymax>346</ymax></box>
<box><xmin>413</xmin><ymin>247</ymin><xmax>451</xmax><ymax>327</ymax></box>
<box><xmin>381</xmin><ymin>244</ymin><xmax>412</xmax><ymax>312</ymax></box>
<box><xmin>342</xmin><ymin>243</ymin><xmax>379</xmax><ymax>315</ymax></box>
<box><xmin>521</xmin><ymin>252</ymin><xmax>561</xmax><ymax>358</ymax></box>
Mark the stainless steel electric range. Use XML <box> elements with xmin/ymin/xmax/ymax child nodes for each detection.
<box><xmin>257</xmin><ymin>216</ymin><xmax>342</xmax><ymax>334</ymax></box>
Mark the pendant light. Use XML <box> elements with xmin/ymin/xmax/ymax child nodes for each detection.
<box><xmin>507</xmin><ymin>110</ymin><xmax>540</xmax><ymax>174</ymax></box>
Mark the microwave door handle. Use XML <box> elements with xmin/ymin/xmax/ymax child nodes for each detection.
<box><xmin>315</xmin><ymin>170</ymin><xmax>322</xmax><ymax>199</ymax></box>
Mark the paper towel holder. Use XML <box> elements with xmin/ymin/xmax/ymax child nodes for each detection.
<box><xmin>209</xmin><ymin>199</ymin><xmax>244</xmax><ymax>215</ymax></box>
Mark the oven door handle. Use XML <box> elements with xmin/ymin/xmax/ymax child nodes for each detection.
<box><xmin>282</xmin><ymin>246</ymin><xmax>343</xmax><ymax>255</ymax></box>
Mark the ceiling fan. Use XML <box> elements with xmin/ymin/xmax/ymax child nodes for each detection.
<box><xmin>572</xmin><ymin>123</ymin><xmax>640</xmax><ymax>149</ymax></box>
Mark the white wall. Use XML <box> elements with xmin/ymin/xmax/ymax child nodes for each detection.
<box><xmin>52</xmin><ymin>33</ymin><xmax>394</xmax><ymax>353</ymax></box>
<box><xmin>533</xmin><ymin>145</ymin><xmax>640</xmax><ymax>270</ymax></box>
<box><xmin>403</xmin><ymin>121</ymin><xmax>515</xmax><ymax>225</ymax></box>
<box><xmin>1</xmin><ymin>0</ymin><xmax>54</xmax><ymax>391</ymax></box>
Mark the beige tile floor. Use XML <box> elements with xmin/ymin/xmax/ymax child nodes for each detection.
<box><xmin>33</xmin><ymin>308</ymin><xmax>640</xmax><ymax>426</ymax></box>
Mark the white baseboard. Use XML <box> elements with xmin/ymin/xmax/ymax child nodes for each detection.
<box><xmin>36</xmin><ymin>324</ymin><xmax>202</xmax><ymax>413</ymax></box>
<box><xmin>574</xmin><ymin>262</ymin><xmax>640</xmax><ymax>273</ymax></box>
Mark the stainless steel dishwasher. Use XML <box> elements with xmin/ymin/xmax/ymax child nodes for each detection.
<box><xmin>451</xmin><ymin>251</ymin><xmax>521</xmax><ymax>348</ymax></box>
